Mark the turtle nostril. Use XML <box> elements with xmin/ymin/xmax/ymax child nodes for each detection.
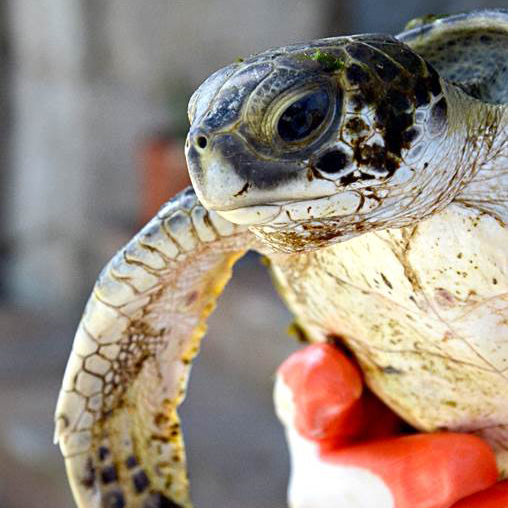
<box><xmin>197</xmin><ymin>135</ymin><xmax>208</xmax><ymax>149</ymax></box>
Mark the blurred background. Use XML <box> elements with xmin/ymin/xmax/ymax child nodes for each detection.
<box><xmin>0</xmin><ymin>1</ymin><xmax>503</xmax><ymax>507</ymax></box>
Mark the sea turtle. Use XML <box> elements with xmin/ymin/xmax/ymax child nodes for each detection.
<box><xmin>55</xmin><ymin>9</ymin><xmax>508</xmax><ymax>508</ymax></box>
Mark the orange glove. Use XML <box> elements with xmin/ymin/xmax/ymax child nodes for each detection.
<box><xmin>274</xmin><ymin>343</ymin><xmax>508</xmax><ymax>508</ymax></box>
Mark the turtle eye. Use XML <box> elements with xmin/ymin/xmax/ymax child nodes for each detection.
<box><xmin>277</xmin><ymin>90</ymin><xmax>330</xmax><ymax>142</ymax></box>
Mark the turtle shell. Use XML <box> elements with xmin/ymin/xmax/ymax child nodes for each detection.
<box><xmin>398</xmin><ymin>9</ymin><xmax>508</xmax><ymax>104</ymax></box>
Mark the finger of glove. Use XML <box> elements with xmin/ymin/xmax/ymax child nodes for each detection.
<box><xmin>325</xmin><ymin>433</ymin><xmax>498</xmax><ymax>508</ymax></box>
<box><xmin>276</xmin><ymin>343</ymin><xmax>400</xmax><ymax>443</ymax></box>
<box><xmin>276</xmin><ymin>343</ymin><xmax>364</xmax><ymax>441</ymax></box>
<box><xmin>451</xmin><ymin>479</ymin><xmax>508</xmax><ymax>508</ymax></box>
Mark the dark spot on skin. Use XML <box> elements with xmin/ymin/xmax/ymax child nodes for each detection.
<box><xmin>346</xmin><ymin>63</ymin><xmax>370</xmax><ymax>85</ymax></box>
<box><xmin>233</xmin><ymin>181</ymin><xmax>250</xmax><ymax>197</ymax></box>
<box><xmin>81</xmin><ymin>457</ymin><xmax>96</xmax><ymax>489</ymax></box>
<box><xmin>351</xmin><ymin>93</ymin><xmax>366</xmax><ymax>112</ymax></box>
<box><xmin>143</xmin><ymin>492</ymin><xmax>184</xmax><ymax>508</ymax></box>
<box><xmin>126</xmin><ymin>456</ymin><xmax>138</xmax><ymax>469</ymax></box>
<box><xmin>102</xmin><ymin>490</ymin><xmax>126</xmax><ymax>508</ymax></box>
<box><xmin>132</xmin><ymin>470</ymin><xmax>150</xmax><ymax>493</ymax></box>
<box><xmin>346</xmin><ymin>117</ymin><xmax>368</xmax><ymax>133</ymax></box>
<box><xmin>315</xmin><ymin>150</ymin><xmax>349</xmax><ymax>173</ymax></box>
<box><xmin>402</xmin><ymin>127</ymin><xmax>419</xmax><ymax>144</ymax></box>
<box><xmin>340</xmin><ymin>172</ymin><xmax>361</xmax><ymax>186</ymax></box>
<box><xmin>377</xmin><ymin>104</ymin><xmax>415</xmax><ymax>158</ymax></box>
<box><xmin>493</xmin><ymin>278</ymin><xmax>498</xmax><ymax>285</ymax></box>
<box><xmin>380</xmin><ymin>273</ymin><xmax>393</xmax><ymax>289</ymax></box>
<box><xmin>381</xmin><ymin>365</ymin><xmax>402</xmax><ymax>374</ymax></box>
<box><xmin>308</xmin><ymin>165</ymin><xmax>333</xmax><ymax>182</ymax></box>
<box><xmin>98</xmin><ymin>446</ymin><xmax>110</xmax><ymax>461</ymax></box>
<box><xmin>352</xmin><ymin>142</ymin><xmax>399</xmax><ymax>176</ymax></box>
<box><xmin>414</xmin><ymin>78</ymin><xmax>431</xmax><ymax>107</ymax></box>
<box><xmin>429</xmin><ymin>97</ymin><xmax>447</xmax><ymax>134</ymax></box>
<box><xmin>350</xmin><ymin>82</ymin><xmax>377</xmax><ymax>112</ymax></box>
<box><xmin>101</xmin><ymin>465</ymin><xmax>118</xmax><ymax>485</ymax></box>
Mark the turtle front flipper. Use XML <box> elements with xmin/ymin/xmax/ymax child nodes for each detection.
<box><xmin>54</xmin><ymin>187</ymin><xmax>254</xmax><ymax>508</ymax></box>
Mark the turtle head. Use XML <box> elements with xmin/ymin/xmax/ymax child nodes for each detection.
<box><xmin>186</xmin><ymin>35</ymin><xmax>453</xmax><ymax>252</ymax></box>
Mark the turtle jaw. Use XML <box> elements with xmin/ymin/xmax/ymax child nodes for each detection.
<box><xmin>185</xmin><ymin>129</ymin><xmax>339</xmax><ymax>216</ymax></box>
<box><xmin>217</xmin><ymin>191</ymin><xmax>366</xmax><ymax>227</ymax></box>
<box><xmin>217</xmin><ymin>205</ymin><xmax>283</xmax><ymax>225</ymax></box>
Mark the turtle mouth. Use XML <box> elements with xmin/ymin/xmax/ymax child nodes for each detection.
<box><xmin>216</xmin><ymin>191</ymin><xmax>363</xmax><ymax>226</ymax></box>
<box><xmin>217</xmin><ymin>204</ymin><xmax>282</xmax><ymax>225</ymax></box>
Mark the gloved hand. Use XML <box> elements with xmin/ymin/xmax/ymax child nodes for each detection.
<box><xmin>274</xmin><ymin>343</ymin><xmax>508</xmax><ymax>508</ymax></box>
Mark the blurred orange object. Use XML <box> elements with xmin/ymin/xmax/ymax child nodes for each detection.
<box><xmin>139</xmin><ymin>135</ymin><xmax>190</xmax><ymax>224</ymax></box>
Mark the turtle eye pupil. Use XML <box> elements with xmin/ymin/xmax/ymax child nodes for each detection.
<box><xmin>277</xmin><ymin>91</ymin><xmax>329</xmax><ymax>142</ymax></box>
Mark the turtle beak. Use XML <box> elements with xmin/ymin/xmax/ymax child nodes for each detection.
<box><xmin>185</xmin><ymin>133</ymin><xmax>282</xmax><ymax>225</ymax></box>
<box><xmin>185</xmin><ymin>128</ymin><xmax>254</xmax><ymax>211</ymax></box>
